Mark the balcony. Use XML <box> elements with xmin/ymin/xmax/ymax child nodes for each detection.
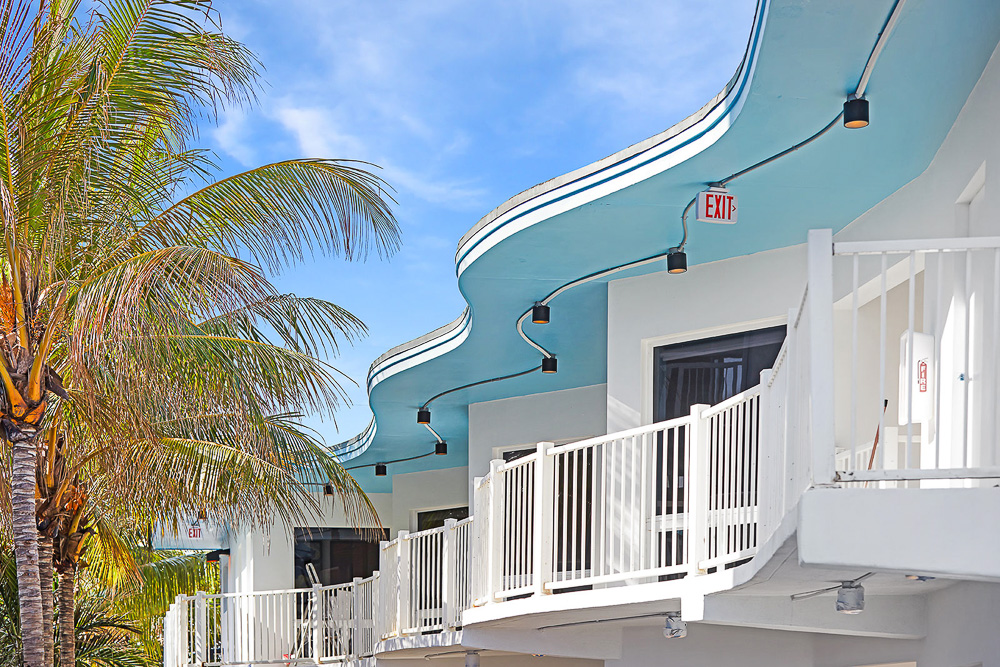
<box><xmin>162</xmin><ymin>230</ymin><xmax>1000</xmax><ymax>666</ymax></box>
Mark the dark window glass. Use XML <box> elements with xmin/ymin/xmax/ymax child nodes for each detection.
<box><xmin>293</xmin><ymin>527</ymin><xmax>387</xmax><ymax>588</ymax></box>
<box><xmin>415</xmin><ymin>506</ymin><xmax>469</xmax><ymax>532</ymax></box>
<box><xmin>653</xmin><ymin>325</ymin><xmax>786</xmax><ymax>422</ymax></box>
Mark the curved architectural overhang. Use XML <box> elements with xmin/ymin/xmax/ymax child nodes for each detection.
<box><xmin>336</xmin><ymin>0</ymin><xmax>1000</xmax><ymax>491</ymax></box>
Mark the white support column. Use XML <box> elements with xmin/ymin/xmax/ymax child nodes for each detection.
<box><xmin>351</xmin><ymin>577</ymin><xmax>362</xmax><ymax>658</ymax></box>
<box><xmin>310</xmin><ymin>583</ymin><xmax>322</xmax><ymax>664</ymax></box>
<box><xmin>686</xmin><ymin>404</ymin><xmax>710</xmax><ymax>574</ymax></box>
<box><xmin>178</xmin><ymin>596</ymin><xmax>189</xmax><ymax>667</ymax></box>
<box><xmin>487</xmin><ymin>460</ymin><xmax>505</xmax><ymax>602</ymax></box>
<box><xmin>396</xmin><ymin>532</ymin><xmax>410</xmax><ymax>635</ymax></box>
<box><xmin>533</xmin><ymin>442</ymin><xmax>555</xmax><ymax>597</ymax></box>
<box><xmin>369</xmin><ymin>571</ymin><xmax>379</xmax><ymax>655</ymax></box>
<box><xmin>808</xmin><ymin>228</ymin><xmax>837</xmax><ymax>486</ymax></box>
<box><xmin>441</xmin><ymin>519</ymin><xmax>457</xmax><ymax>628</ymax></box>
<box><xmin>194</xmin><ymin>592</ymin><xmax>207</xmax><ymax>667</ymax></box>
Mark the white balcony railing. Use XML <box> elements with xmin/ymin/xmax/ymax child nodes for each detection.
<box><xmin>164</xmin><ymin>230</ymin><xmax>1000</xmax><ymax>666</ymax></box>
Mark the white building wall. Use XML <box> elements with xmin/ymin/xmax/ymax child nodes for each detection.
<box><xmin>607</xmin><ymin>245</ymin><xmax>807</xmax><ymax>433</ymax></box>
<box><xmin>467</xmin><ymin>383</ymin><xmax>607</xmax><ymax>500</ymax></box>
<box><xmin>389</xmin><ymin>465</ymin><xmax>469</xmax><ymax>533</ymax></box>
<box><xmin>227</xmin><ymin>491</ymin><xmax>392</xmax><ymax>593</ymax></box>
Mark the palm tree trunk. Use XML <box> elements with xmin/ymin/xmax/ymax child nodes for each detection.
<box><xmin>38</xmin><ymin>535</ymin><xmax>54</xmax><ymax>666</ymax></box>
<box><xmin>11</xmin><ymin>437</ymin><xmax>45</xmax><ymax>667</ymax></box>
<box><xmin>57</xmin><ymin>562</ymin><xmax>75</xmax><ymax>667</ymax></box>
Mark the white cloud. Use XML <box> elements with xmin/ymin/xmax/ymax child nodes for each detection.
<box><xmin>273</xmin><ymin>104</ymin><xmax>487</xmax><ymax>210</ymax></box>
<box><xmin>213</xmin><ymin>110</ymin><xmax>256</xmax><ymax>167</ymax></box>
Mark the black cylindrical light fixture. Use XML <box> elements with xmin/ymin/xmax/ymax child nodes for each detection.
<box><xmin>417</xmin><ymin>408</ymin><xmax>431</xmax><ymax>425</ymax></box>
<box><xmin>532</xmin><ymin>302</ymin><xmax>550</xmax><ymax>324</ymax></box>
<box><xmin>323</xmin><ymin>482</ymin><xmax>335</xmax><ymax>496</ymax></box>
<box><xmin>843</xmin><ymin>97</ymin><xmax>869</xmax><ymax>129</ymax></box>
<box><xmin>435</xmin><ymin>441</ymin><xmax>448</xmax><ymax>455</ymax></box>
<box><xmin>375</xmin><ymin>463</ymin><xmax>387</xmax><ymax>477</ymax></box>
<box><xmin>542</xmin><ymin>356</ymin><xmax>558</xmax><ymax>374</ymax></box>
<box><xmin>667</xmin><ymin>248</ymin><xmax>687</xmax><ymax>274</ymax></box>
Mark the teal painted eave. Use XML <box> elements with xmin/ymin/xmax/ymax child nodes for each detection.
<box><xmin>340</xmin><ymin>0</ymin><xmax>1000</xmax><ymax>493</ymax></box>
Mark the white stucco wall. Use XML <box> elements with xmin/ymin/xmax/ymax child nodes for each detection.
<box><xmin>227</xmin><ymin>490</ymin><xmax>392</xmax><ymax>593</ymax></box>
<box><xmin>389</xmin><ymin>465</ymin><xmax>469</xmax><ymax>533</ymax></box>
<box><xmin>468</xmin><ymin>383</ymin><xmax>607</xmax><ymax>499</ymax></box>
<box><xmin>606</xmin><ymin>245</ymin><xmax>807</xmax><ymax>433</ymax></box>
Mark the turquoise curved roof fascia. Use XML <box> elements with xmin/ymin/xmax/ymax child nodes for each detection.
<box><xmin>336</xmin><ymin>0</ymin><xmax>1000</xmax><ymax>492</ymax></box>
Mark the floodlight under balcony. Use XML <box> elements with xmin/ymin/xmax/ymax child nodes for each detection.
<box><xmin>375</xmin><ymin>463</ymin><xmax>387</xmax><ymax>477</ymax></box>
<box><xmin>542</xmin><ymin>357</ymin><xmax>558</xmax><ymax>373</ymax></box>
<box><xmin>663</xmin><ymin>613</ymin><xmax>687</xmax><ymax>639</ymax></box>
<box><xmin>836</xmin><ymin>582</ymin><xmax>864</xmax><ymax>614</ymax></box>
<box><xmin>532</xmin><ymin>302</ymin><xmax>550</xmax><ymax>324</ymax></box>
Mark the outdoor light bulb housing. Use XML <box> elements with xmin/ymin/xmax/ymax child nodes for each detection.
<box><xmin>435</xmin><ymin>441</ymin><xmax>448</xmax><ymax>455</ymax></box>
<box><xmin>836</xmin><ymin>582</ymin><xmax>865</xmax><ymax>614</ymax></box>
<box><xmin>843</xmin><ymin>97</ymin><xmax>869</xmax><ymax>128</ymax></box>
<box><xmin>323</xmin><ymin>482</ymin><xmax>335</xmax><ymax>496</ymax></box>
<box><xmin>375</xmin><ymin>463</ymin><xmax>387</xmax><ymax>477</ymax></box>
<box><xmin>197</xmin><ymin>508</ymin><xmax>208</xmax><ymax>522</ymax></box>
<box><xmin>417</xmin><ymin>409</ymin><xmax>431</xmax><ymax>425</ymax></box>
<box><xmin>663</xmin><ymin>614</ymin><xmax>687</xmax><ymax>639</ymax></box>
<box><xmin>667</xmin><ymin>248</ymin><xmax>687</xmax><ymax>274</ymax></box>
<box><xmin>542</xmin><ymin>356</ymin><xmax>558</xmax><ymax>373</ymax></box>
<box><xmin>532</xmin><ymin>302</ymin><xmax>550</xmax><ymax>324</ymax></box>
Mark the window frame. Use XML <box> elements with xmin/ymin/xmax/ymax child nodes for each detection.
<box><xmin>639</xmin><ymin>315</ymin><xmax>787</xmax><ymax>425</ymax></box>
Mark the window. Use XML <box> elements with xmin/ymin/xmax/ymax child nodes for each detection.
<box><xmin>653</xmin><ymin>325</ymin><xmax>786</xmax><ymax>421</ymax></box>
<box><xmin>415</xmin><ymin>506</ymin><xmax>469</xmax><ymax>531</ymax></box>
<box><xmin>293</xmin><ymin>527</ymin><xmax>387</xmax><ymax>588</ymax></box>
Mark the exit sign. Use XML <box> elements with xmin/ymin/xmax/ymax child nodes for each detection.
<box><xmin>696</xmin><ymin>188</ymin><xmax>737</xmax><ymax>224</ymax></box>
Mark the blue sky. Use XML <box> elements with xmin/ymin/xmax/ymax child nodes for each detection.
<box><xmin>207</xmin><ymin>0</ymin><xmax>759</xmax><ymax>445</ymax></box>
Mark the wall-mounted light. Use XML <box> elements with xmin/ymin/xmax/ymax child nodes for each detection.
<box><xmin>667</xmin><ymin>247</ymin><xmax>687</xmax><ymax>274</ymax></box>
<box><xmin>417</xmin><ymin>408</ymin><xmax>431</xmax><ymax>425</ymax></box>
<box><xmin>836</xmin><ymin>582</ymin><xmax>864</xmax><ymax>614</ymax></box>
<box><xmin>435</xmin><ymin>441</ymin><xmax>448</xmax><ymax>456</ymax></box>
<box><xmin>843</xmin><ymin>97</ymin><xmax>869</xmax><ymax>129</ymax></box>
<box><xmin>532</xmin><ymin>302</ymin><xmax>550</xmax><ymax>324</ymax></box>
<box><xmin>663</xmin><ymin>613</ymin><xmax>687</xmax><ymax>639</ymax></box>
<box><xmin>197</xmin><ymin>508</ymin><xmax>208</xmax><ymax>522</ymax></box>
<box><xmin>375</xmin><ymin>463</ymin><xmax>387</xmax><ymax>477</ymax></box>
<box><xmin>323</xmin><ymin>482</ymin><xmax>335</xmax><ymax>496</ymax></box>
<box><xmin>542</xmin><ymin>357</ymin><xmax>558</xmax><ymax>374</ymax></box>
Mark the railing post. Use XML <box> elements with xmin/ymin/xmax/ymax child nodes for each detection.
<box><xmin>369</xmin><ymin>572</ymin><xmax>379</xmax><ymax>656</ymax></box>
<box><xmin>487</xmin><ymin>460</ymin><xmax>505</xmax><ymax>602</ymax></box>
<box><xmin>377</xmin><ymin>543</ymin><xmax>389</xmax><ymax>640</ymax></box>
<box><xmin>687</xmin><ymin>405</ymin><xmax>710</xmax><ymax>575</ymax></box>
<box><xmin>758</xmin><ymin>369</ymin><xmax>773</xmax><ymax>542</ymax></box>
<box><xmin>351</xmin><ymin>578</ymin><xmax>362</xmax><ymax>658</ymax></box>
<box><xmin>533</xmin><ymin>442</ymin><xmax>555</xmax><ymax>596</ymax></box>
<box><xmin>441</xmin><ymin>518</ymin><xmax>457</xmax><ymax>628</ymax></box>
<box><xmin>178</xmin><ymin>596</ymin><xmax>189</xmax><ymax>667</ymax></box>
<box><xmin>808</xmin><ymin>228</ymin><xmax>837</xmax><ymax>485</ymax></box>
<box><xmin>396</xmin><ymin>531</ymin><xmax>410</xmax><ymax>634</ymax></box>
<box><xmin>194</xmin><ymin>591</ymin><xmax>207</xmax><ymax>667</ymax></box>
<box><xmin>310</xmin><ymin>583</ymin><xmax>323</xmax><ymax>663</ymax></box>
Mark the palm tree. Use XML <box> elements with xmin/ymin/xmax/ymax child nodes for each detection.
<box><xmin>0</xmin><ymin>2</ymin><xmax>400</xmax><ymax>665</ymax></box>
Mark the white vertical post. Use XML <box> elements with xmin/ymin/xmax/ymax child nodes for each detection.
<box><xmin>310</xmin><ymin>583</ymin><xmax>322</xmax><ymax>664</ymax></box>
<box><xmin>194</xmin><ymin>592</ymin><xmax>207</xmax><ymax>666</ymax></box>
<box><xmin>369</xmin><ymin>572</ymin><xmax>379</xmax><ymax>655</ymax></box>
<box><xmin>532</xmin><ymin>442</ymin><xmax>555</xmax><ymax>596</ymax></box>
<box><xmin>178</xmin><ymin>596</ymin><xmax>189</xmax><ymax>667</ymax></box>
<box><xmin>757</xmin><ymin>369</ymin><xmax>773</xmax><ymax>542</ymax></box>
<box><xmin>487</xmin><ymin>460</ymin><xmax>505</xmax><ymax>602</ymax></box>
<box><xmin>441</xmin><ymin>519</ymin><xmax>457</xmax><ymax>628</ymax></box>
<box><xmin>808</xmin><ymin>229</ymin><xmax>836</xmax><ymax>485</ymax></box>
<box><xmin>396</xmin><ymin>532</ymin><xmax>410</xmax><ymax>635</ymax></box>
<box><xmin>351</xmin><ymin>577</ymin><xmax>362</xmax><ymax>658</ymax></box>
<box><xmin>686</xmin><ymin>404</ymin><xmax>710</xmax><ymax>574</ymax></box>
